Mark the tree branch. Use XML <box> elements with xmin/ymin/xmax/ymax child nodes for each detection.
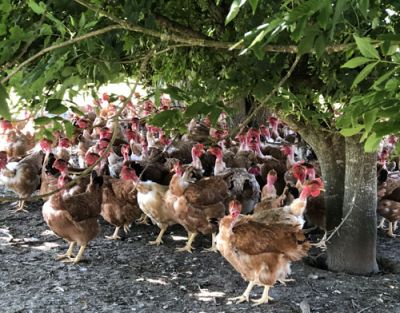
<box><xmin>154</xmin><ymin>14</ymin><xmax>209</xmax><ymax>40</ymax></box>
<box><xmin>1</xmin><ymin>25</ymin><xmax>125</xmax><ymax>85</ymax></box>
<box><xmin>73</xmin><ymin>0</ymin><xmax>353</xmax><ymax>55</ymax></box>
<box><xmin>230</xmin><ymin>55</ymin><xmax>302</xmax><ymax>137</ymax></box>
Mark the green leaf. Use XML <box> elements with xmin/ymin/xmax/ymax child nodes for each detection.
<box><xmin>351</xmin><ymin>61</ymin><xmax>378</xmax><ymax>88</ymax></box>
<box><xmin>340</xmin><ymin>125</ymin><xmax>364</xmax><ymax>137</ymax></box>
<box><xmin>225</xmin><ymin>0</ymin><xmax>247</xmax><ymax>25</ymax></box>
<box><xmin>69</xmin><ymin>106</ymin><xmax>84</xmax><ymax>116</ymax></box>
<box><xmin>314</xmin><ymin>35</ymin><xmax>326</xmax><ymax>59</ymax></box>
<box><xmin>248</xmin><ymin>0</ymin><xmax>258</xmax><ymax>13</ymax></box>
<box><xmin>353</xmin><ymin>36</ymin><xmax>380</xmax><ymax>59</ymax></box>
<box><xmin>79</xmin><ymin>13</ymin><xmax>86</xmax><ymax>28</ymax></box>
<box><xmin>359</xmin><ymin>0</ymin><xmax>369</xmax><ymax>19</ymax></box>
<box><xmin>27</xmin><ymin>0</ymin><xmax>45</xmax><ymax>14</ymax></box>
<box><xmin>63</xmin><ymin>120</ymin><xmax>74</xmax><ymax>138</ymax></box>
<box><xmin>363</xmin><ymin>109</ymin><xmax>377</xmax><ymax>134</ymax></box>
<box><xmin>288</xmin><ymin>0</ymin><xmax>326</xmax><ymax>22</ymax></box>
<box><xmin>341</xmin><ymin>57</ymin><xmax>373</xmax><ymax>68</ymax></box>
<box><xmin>330</xmin><ymin>0</ymin><xmax>347</xmax><ymax>40</ymax></box>
<box><xmin>248</xmin><ymin>29</ymin><xmax>268</xmax><ymax>49</ymax></box>
<box><xmin>34</xmin><ymin>116</ymin><xmax>52</xmax><ymax>125</ymax></box>
<box><xmin>46</xmin><ymin>99</ymin><xmax>68</xmax><ymax>114</ymax></box>
<box><xmin>372</xmin><ymin>68</ymin><xmax>397</xmax><ymax>88</ymax></box>
<box><xmin>0</xmin><ymin>84</ymin><xmax>11</xmax><ymax>120</ymax></box>
<box><xmin>317</xmin><ymin>0</ymin><xmax>332</xmax><ymax>30</ymax></box>
<box><xmin>364</xmin><ymin>132</ymin><xmax>381</xmax><ymax>152</ymax></box>
<box><xmin>298</xmin><ymin>31</ymin><xmax>317</xmax><ymax>55</ymax></box>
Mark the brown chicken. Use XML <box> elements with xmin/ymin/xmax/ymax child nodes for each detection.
<box><xmin>377</xmin><ymin>199</ymin><xmax>400</xmax><ymax>237</ymax></box>
<box><xmin>0</xmin><ymin>150</ymin><xmax>45</xmax><ymax>211</ymax></box>
<box><xmin>216</xmin><ymin>200</ymin><xmax>310</xmax><ymax>305</ymax></box>
<box><xmin>167</xmin><ymin>163</ymin><xmax>231</xmax><ymax>252</ymax></box>
<box><xmin>42</xmin><ymin>171</ymin><xmax>103</xmax><ymax>264</ymax></box>
<box><xmin>100</xmin><ymin>165</ymin><xmax>142</xmax><ymax>240</ymax></box>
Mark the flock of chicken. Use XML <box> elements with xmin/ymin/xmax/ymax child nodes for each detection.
<box><xmin>0</xmin><ymin>93</ymin><xmax>398</xmax><ymax>305</ymax></box>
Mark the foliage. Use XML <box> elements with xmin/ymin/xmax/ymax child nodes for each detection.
<box><xmin>0</xmin><ymin>0</ymin><xmax>399</xmax><ymax>150</ymax></box>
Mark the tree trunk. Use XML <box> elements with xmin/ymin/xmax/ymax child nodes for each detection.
<box><xmin>326</xmin><ymin>136</ymin><xmax>379</xmax><ymax>274</ymax></box>
<box><xmin>313</xmin><ymin>134</ymin><xmax>345</xmax><ymax>231</ymax></box>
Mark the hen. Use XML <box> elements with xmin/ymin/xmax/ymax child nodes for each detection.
<box><xmin>216</xmin><ymin>200</ymin><xmax>310</xmax><ymax>305</ymax></box>
<box><xmin>136</xmin><ymin>181</ymin><xmax>172</xmax><ymax>245</ymax></box>
<box><xmin>0</xmin><ymin>150</ymin><xmax>45</xmax><ymax>211</ymax></box>
<box><xmin>100</xmin><ymin>165</ymin><xmax>142</xmax><ymax>240</ymax></box>
<box><xmin>42</xmin><ymin>172</ymin><xmax>103</xmax><ymax>264</ymax></box>
<box><xmin>167</xmin><ymin>163</ymin><xmax>231</xmax><ymax>252</ymax></box>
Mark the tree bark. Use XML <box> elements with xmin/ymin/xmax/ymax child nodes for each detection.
<box><xmin>326</xmin><ymin>136</ymin><xmax>379</xmax><ymax>274</ymax></box>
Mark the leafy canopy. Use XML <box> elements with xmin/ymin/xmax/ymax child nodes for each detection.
<box><xmin>0</xmin><ymin>0</ymin><xmax>399</xmax><ymax>152</ymax></box>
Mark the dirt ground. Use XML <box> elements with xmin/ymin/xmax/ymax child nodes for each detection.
<box><xmin>0</xmin><ymin>187</ymin><xmax>399</xmax><ymax>313</ymax></box>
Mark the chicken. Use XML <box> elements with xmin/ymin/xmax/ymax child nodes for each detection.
<box><xmin>167</xmin><ymin>163</ymin><xmax>231</xmax><ymax>252</ymax></box>
<box><xmin>377</xmin><ymin>199</ymin><xmax>400</xmax><ymax>237</ymax></box>
<box><xmin>208</xmin><ymin>145</ymin><xmax>260</xmax><ymax>214</ymax></box>
<box><xmin>100</xmin><ymin>165</ymin><xmax>142</xmax><ymax>240</ymax></box>
<box><xmin>0</xmin><ymin>150</ymin><xmax>45</xmax><ymax>211</ymax></box>
<box><xmin>216</xmin><ymin>200</ymin><xmax>310</xmax><ymax>305</ymax></box>
<box><xmin>136</xmin><ymin>181</ymin><xmax>173</xmax><ymax>245</ymax></box>
<box><xmin>42</xmin><ymin>171</ymin><xmax>103</xmax><ymax>264</ymax></box>
<box><xmin>261</xmin><ymin>169</ymin><xmax>278</xmax><ymax>200</ymax></box>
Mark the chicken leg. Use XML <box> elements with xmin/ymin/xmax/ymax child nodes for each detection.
<box><xmin>202</xmin><ymin>233</ymin><xmax>217</xmax><ymax>253</ymax></box>
<box><xmin>176</xmin><ymin>232</ymin><xmax>197</xmax><ymax>253</ymax></box>
<box><xmin>311</xmin><ymin>231</ymin><xmax>327</xmax><ymax>250</ymax></box>
<box><xmin>149</xmin><ymin>225</ymin><xmax>167</xmax><ymax>246</ymax></box>
<box><xmin>56</xmin><ymin>242</ymin><xmax>76</xmax><ymax>260</ymax></box>
<box><xmin>136</xmin><ymin>213</ymin><xmax>150</xmax><ymax>225</ymax></box>
<box><xmin>105</xmin><ymin>226</ymin><xmax>121</xmax><ymax>240</ymax></box>
<box><xmin>251</xmin><ymin>285</ymin><xmax>274</xmax><ymax>306</ymax></box>
<box><xmin>228</xmin><ymin>281</ymin><xmax>255</xmax><ymax>304</ymax></box>
<box><xmin>14</xmin><ymin>200</ymin><xmax>28</xmax><ymax>213</ymax></box>
<box><xmin>377</xmin><ymin>217</ymin><xmax>386</xmax><ymax>229</ymax></box>
<box><xmin>387</xmin><ymin>222</ymin><xmax>396</xmax><ymax>238</ymax></box>
<box><xmin>63</xmin><ymin>245</ymin><xmax>86</xmax><ymax>264</ymax></box>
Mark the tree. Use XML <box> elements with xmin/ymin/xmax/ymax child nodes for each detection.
<box><xmin>1</xmin><ymin>0</ymin><xmax>400</xmax><ymax>274</ymax></box>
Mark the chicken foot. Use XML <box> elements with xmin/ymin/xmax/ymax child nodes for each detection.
<box><xmin>202</xmin><ymin>233</ymin><xmax>217</xmax><ymax>253</ymax></box>
<box><xmin>278</xmin><ymin>278</ymin><xmax>295</xmax><ymax>285</ymax></box>
<box><xmin>311</xmin><ymin>231</ymin><xmax>327</xmax><ymax>250</ymax></box>
<box><xmin>62</xmin><ymin>245</ymin><xmax>86</xmax><ymax>264</ymax></box>
<box><xmin>377</xmin><ymin>217</ymin><xmax>386</xmax><ymax>229</ymax></box>
<box><xmin>56</xmin><ymin>242</ymin><xmax>76</xmax><ymax>260</ymax></box>
<box><xmin>105</xmin><ymin>226</ymin><xmax>121</xmax><ymax>240</ymax></box>
<box><xmin>228</xmin><ymin>281</ymin><xmax>255</xmax><ymax>304</ymax></box>
<box><xmin>387</xmin><ymin>222</ymin><xmax>397</xmax><ymax>238</ymax></box>
<box><xmin>149</xmin><ymin>225</ymin><xmax>167</xmax><ymax>246</ymax></box>
<box><xmin>251</xmin><ymin>285</ymin><xmax>274</xmax><ymax>306</ymax></box>
<box><xmin>14</xmin><ymin>200</ymin><xmax>28</xmax><ymax>213</ymax></box>
<box><xmin>136</xmin><ymin>214</ymin><xmax>150</xmax><ymax>225</ymax></box>
<box><xmin>176</xmin><ymin>232</ymin><xmax>197</xmax><ymax>253</ymax></box>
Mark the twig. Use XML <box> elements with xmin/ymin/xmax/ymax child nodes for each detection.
<box><xmin>357</xmin><ymin>304</ymin><xmax>378</xmax><ymax>313</ymax></box>
<box><xmin>230</xmin><ymin>55</ymin><xmax>301</xmax><ymax>138</ymax></box>
<box><xmin>1</xmin><ymin>25</ymin><xmax>125</xmax><ymax>84</ymax></box>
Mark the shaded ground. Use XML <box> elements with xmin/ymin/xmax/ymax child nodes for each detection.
<box><xmin>0</xmin><ymin>188</ymin><xmax>399</xmax><ymax>313</ymax></box>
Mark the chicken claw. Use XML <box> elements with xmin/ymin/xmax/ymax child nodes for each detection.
<box><xmin>149</xmin><ymin>226</ymin><xmax>167</xmax><ymax>246</ymax></box>
<box><xmin>278</xmin><ymin>278</ymin><xmax>295</xmax><ymax>286</ymax></box>
<box><xmin>105</xmin><ymin>227</ymin><xmax>121</xmax><ymax>240</ymax></box>
<box><xmin>56</xmin><ymin>242</ymin><xmax>75</xmax><ymax>260</ymax></box>
<box><xmin>228</xmin><ymin>295</ymin><xmax>249</xmax><ymax>304</ymax></box>
<box><xmin>62</xmin><ymin>245</ymin><xmax>86</xmax><ymax>264</ymax></box>
<box><xmin>201</xmin><ymin>233</ymin><xmax>217</xmax><ymax>253</ymax></box>
<box><xmin>176</xmin><ymin>232</ymin><xmax>197</xmax><ymax>253</ymax></box>
<box><xmin>136</xmin><ymin>214</ymin><xmax>150</xmax><ymax>225</ymax></box>
<box><xmin>251</xmin><ymin>285</ymin><xmax>273</xmax><ymax>306</ymax></box>
<box><xmin>176</xmin><ymin>245</ymin><xmax>193</xmax><ymax>253</ymax></box>
<box><xmin>228</xmin><ymin>281</ymin><xmax>254</xmax><ymax>304</ymax></box>
<box><xmin>14</xmin><ymin>200</ymin><xmax>28</xmax><ymax>213</ymax></box>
